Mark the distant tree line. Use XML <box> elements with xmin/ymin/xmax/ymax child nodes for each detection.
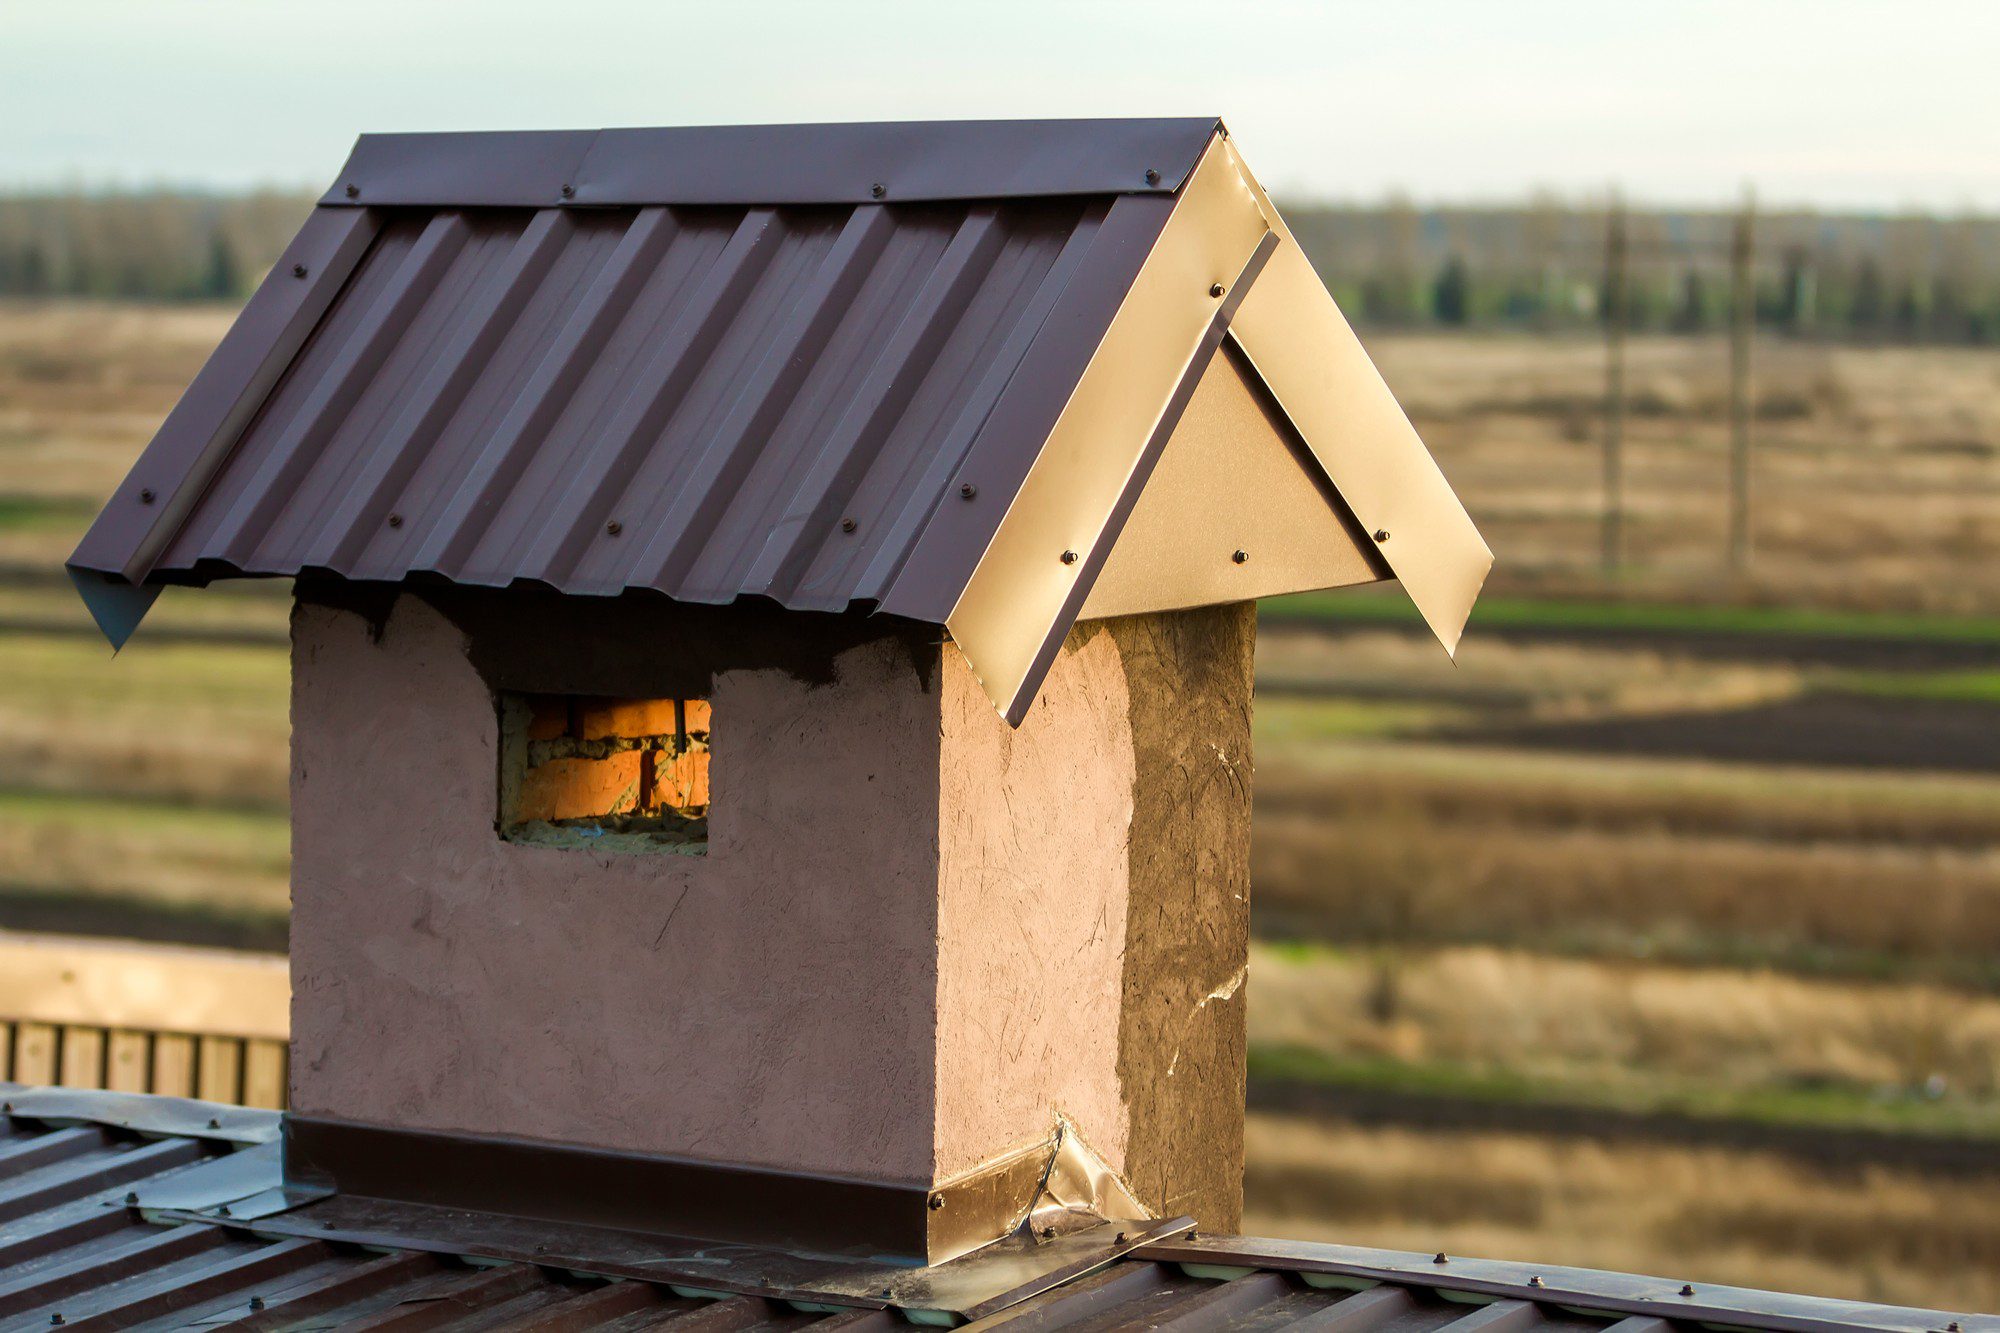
<box><xmin>2</xmin><ymin>188</ymin><xmax>1998</xmax><ymax>344</ymax></box>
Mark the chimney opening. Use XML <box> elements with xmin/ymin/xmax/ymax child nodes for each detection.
<box><xmin>497</xmin><ymin>692</ymin><xmax>710</xmax><ymax>853</ymax></box>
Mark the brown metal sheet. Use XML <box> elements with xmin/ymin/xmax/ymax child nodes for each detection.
<box><xmin>320</xmin><ymin>120</ymin><xmax>1218</xmax><ymax>208</ymax></box>
<box><xmin>1079</xmin><ymin>341</ymin><xmax>1385</xmax><ymax>620</ymax></box>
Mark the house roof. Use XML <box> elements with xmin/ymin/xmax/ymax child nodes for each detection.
<box><xmin>2</xmin><ymin>1088</ymin><xmax>1989</xmax><ymax>1331</ymax></box>
<box><xmin>68</xmin><ymin>119</ymin><xmax>1490</xmax><ymax>722</ymax></box>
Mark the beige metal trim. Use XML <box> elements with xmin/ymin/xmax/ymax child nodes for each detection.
<box><xmin>1223</xmin><ymin>171</ymin><xmax>1492</xmax><ymax>656</ymax></box>
<box><xmin>945</xmin><ymin>134</ymin><xmax>1275</xmax><ymax>721</ymax></box>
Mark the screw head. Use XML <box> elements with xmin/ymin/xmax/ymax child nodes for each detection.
<box><xmin>1113</xmin><ymin>1232</ymin><xmax>1128</xmax><ymax>1244</ymax></box>
<box><xmin>386</xmin><ymin>513</ymin><xmax>403</xmax><ymax>529</ymax></box>
<box><xmin>1373</xmin><ymin>528</ymin><xmax>1390</xmax><ymax>543</ymax></box>
<box><xmin>870</xmin><ymin>182</ymin><xmax>887</xmax><ymax>199</ymax></box>
<box><xmin>216</xmin><ymin>1204</ymin><xmax>232</xmax><ymax>1217</ymax></box>
<box><xmin>605</xmin><ymin>520</ymin><xmax>622</xmax><ymax>536</ymax></box>
<box><xmin>292</xmin><ymin>263</ymin><xmax>308</xmax><ymax>278</ymax></box>
<box><xmin>249</xmin><ymin>1296</ymin><xmax>265</xmax><ymax>1311</ymax></box>
<box><xmin>207</xmin><ymin>1118</ymin><xmax>221</xmax><ymax>1129</ymax></box>
<box><xmin>1680</xmin><ymin>1285</ymin><xmax>1696</xmax><ymax>1298</ymax></box>
<box><xmin>1528</xmin><ymin>1275</ymin><xmax>1543</xmax><ymax>1288</ymax></box>
<box><xmin>139</xmin><ymin>488</ymin><xmax>156</xmax><ymax>504</ymax></box>
<box><xmin>840</xmin><ymin>517</ymin><xmax>857</xmax><ymax>533</ymax></box>
<box><xmin>927</xmin><ymin>1195</ymin><xmax>944</xmax><ymax>1211</ymax></box>
<box><xmin>124</xmin><ymin>1191</ymin><xmax>139</xmax><ymax>1205</ymax></box>
<box><xmin>1144</xmin><ymin>167</ymin><xmax>1161</xmax><ymax>185</ymax></box>
<box><xmin>959</xmin><ymin>482</ymin><xmax>977</xmax><ymax>500</ymax></box>
<box><xmin>1433</xmin><ymin>1252</ymin><xmax>1449</xmax><ymax>1264</ymax></box>
<box><xmin>343</xmin><ymin>183</ymin><xmax>359</xmax><ymax>198</ymax></box>
<box><xmin>1060</xmin><ymin>549</ymin><xmax>1078</xmax><ymax>565</ymax></box>
<box><xmin>51</xmin><ymin>1314</ymin><xmax>64</xmax><ymax>1326</ymax></box>
<box><xmin>1209</xmin><ymin>282</ymin><xmax>1225</xmax><ymax>298</ymax></box>
<box><xmin>1232</xmin><ymin>549</ymin><xmax>1248</xmax><ymax>564</ymax></box>
<box><xmin>559</xmin><ymin>184</ymin><xmax>575</xmax><ymax>199</ymax></box>
<box><xmin>1040</xmin><ymin>1226</ymin><xmax>1056</xmax><ymax>1239</ymax></box>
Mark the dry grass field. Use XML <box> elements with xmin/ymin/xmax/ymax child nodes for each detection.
<box><xmin>2</xmin><ymin>300</ymin><xmax>1998</xmax><ymax>1311</ymax></box>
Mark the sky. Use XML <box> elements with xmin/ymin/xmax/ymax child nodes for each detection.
<box><xmin>5</xmin><ymin>0</ymin><xmax>1997</xmax><ymax>211</ymax></box>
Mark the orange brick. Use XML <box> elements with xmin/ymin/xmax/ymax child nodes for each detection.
<box><xmin>514</xmin><ymin>752</ymin><xmax>643</xmax><ymax>823</ymax></box>
<box><xmin>578</xmin><ymin>696</ymin><xmax>678</xmax><ymax>741</ymax></box>
<box><xmin>654</xmin><ymin>745</ymin><xmax>710</xmax><ymax>812</ymax></box>
<box><xmin>682</xmin><ymin>699</ymin><xmax>711</xmax><ymax>734</ymax></box>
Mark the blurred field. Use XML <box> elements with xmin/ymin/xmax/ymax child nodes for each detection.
<box><xmin>2</xmin><ymin>300</ymin><xmax>1998</xmax><ymax>1310</ymax></box>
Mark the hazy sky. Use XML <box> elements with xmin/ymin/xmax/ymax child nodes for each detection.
<box><xmin>7</xmin><ymin>0</ymin><xmax>1997</xmax><ymax>210</ymax></box>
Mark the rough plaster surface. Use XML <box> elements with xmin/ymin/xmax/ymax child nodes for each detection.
<box><xmin>291</xmin><ymin>588</ymin><xmax>1252</xmax><ymax>1222</ymax></box>
<box><xmin>933</xmin><ymin>606</ymin><xmax>1254</xmax><ymax>1230</ymax></box>
<box><xmin>290</xmin><ymin>590</ymin><xmax>944</xmax><ymax>1183</ymax></box>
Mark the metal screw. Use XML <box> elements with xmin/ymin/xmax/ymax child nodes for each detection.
<box><xmin>124</xmin><ymin>1192</ymin><xmax>139</xmax><ymax>1205</ymax></box>
<box><xmin>1209</xmin><ymin>282</ymin><xmax>1224</xmax><ymax>298</ymax></box>
<box><xmin>50</xmin><ymin>1315</ymin><xmax>64</xmax><ymax>1326</ymax></box>
<box><xmin>249</xmin><ymin>1296</ymin><xmax>265</xmax><ymax>1311</ymax></box>
<box><xmin>1528</xmin><ymin>1276</ymin><xmax>1543</xmax><ymax>1288</ymax></box>
<box><xmin>344</xmin><ymin>184</ymin><xmax>359</xmax><ymax>198</ymax></box>
<box><xmin>1144</xmin><ymin>168</ymin><xmax>1161</xmax><ymax>185</ymax></box>
<box><xmin>605</xmin><ymin>520</ymin><xmax>622</xmax><ymax>536</ymax></box>
<box><xmin>1373</xmin><ymin>528</ymin><xmax>1390</xmax><ymax>543</ymax></box>
<box><xmin>1113</xmin><ymin>1232</ymin><xmax>1127</xmax><ymax>1244</ymax></box>
<box><xmin>292</xmin><ymin>263</ymin><xmax>308</xmax><ymax>279</ymax></box>
<box><xmin>870</xmin><ymin>183</ymin><xmax>887</xmax><ymax>199</ymax></box>
<box><xmin>560</xmin><ymin>184</ymin><xmax>575</xmax><ymax>199</ymax></box>
<box><xmin>1433</xmin><ymin>1253</ymin><xmax>1449</xmax><ymax>1264</ymax></box>
<box><xmin>840</xmin><ymin>517</ymin><xmax>857</xmax><ymax>533</ymax></box>
<box><xmin>1947</xmin><ymin>1324</ymin><xmax>1962</xmax><ymax>1332</ymax></box>
<box><xmin>207</xmin><ymin>1118</ymin><xmax>221</xmax><ymax>1129</ymax></box>
<box><xmin>139</xmin><ymin>488</ymin><xmax>156</xmax><ymax>504</ymax></box>
<box><xmin>1060</xmin><ymin>549</ymin><xmax>1077</xmax><ymax>565</ymax></box>
<box><xmin>1232</xmin><ymin>549</ymin><xmax>1248</xmax><ymax>564</ymax></box>
<box><xmin>2</xmin><ymin>1102</ymin><xmax>11</xmax><ymax>1112</ymax></box>
<box><xmin>959</xmin><ymin>483</ymin><xmax>976</xmax><ymax>500</ymax></box>
<box><xmin>534</xmin><ymin>1244</ymin><xmax>548</xmax><ymax>1253</ymax></box>
<box><xmin>386</xmin><ymin>513</ymin><xmax>403</xmax><ymax>529</ymax></box>
<box><xmin>216</xmin><ymin>1204</ymin><xmax>232</xmax><ymax>1217</ymax></box>
<box><xmin>1680</xmin><ymin>1285</ymin><xmax>1696</xmax><ymax>1298</ymax></box>
<box><xmin>1040</xmin><ymin>1226</ymin><xmax>1056</xmax><ymax>1239</ymax></box>
<box><xmin>927</xmin><ymin>1195</ymin><xmax>944</xmax><ymax>1211</ymax></box>
<box><xmin>881</xmin><ymin>1288</ymin><xmax>895</xmax><ymax>1298</ymax></box>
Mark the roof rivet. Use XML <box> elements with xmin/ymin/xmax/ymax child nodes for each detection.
<box><xmin>1060</xmin><ymin>549</ymin><xmax>1078</xmax><ymax>565</ymax></box>
<box><xmin>1232</xmin><ymin>549</ymin><xmax>1248</xmax><ymax>564</ymax></box>
<box><xmin>291</xmin><ymin>263</ymin><xmax>308</xmax><ymax>279</ymax></box>
<box><xmin>840</xmin><ymin>517</ymin><xmax>858</xmax><ymax>534</ymax></box>
<box><xmin>605</xmin><ymin>520</ymin><xmax>622</xmax><ymax>536</ymax></box>
<box><xmin>1373</xmin><ymin>528</ymin><xmax>1391</xmax><ymax>543</ymax></box>
<box><xmin>881</xmin><ymin>1288</ymin><xmax>895</xmax><ymax>1298</ymax></box>
<box><xmin>559</xmin><ymin>184</ymin><xmax>575</xmax><ymax>199</ymax></box>
<box><xmin>1144</xmin><ymin>167</ymin><xmax>1161</xmax><ymax>185</ymax></box>
<box><xmin>1680</xmin><ymin>1285</ymin><xmax>1696</xmax><ymax>1298</ymax></box>
<box><xmin>959</xmin><ymin>483</ymin><xmax>977</xmax><ymax>500</ymax></box>
<box><xmin>139</xmin><ymin>488</ymin><xmax>156</xmax><ymax>504</ymax></box>
<box><xmin>206</xmin><ymin>1118</ymin><xmax>221</xmax><ymax>1129</ymax></box>
<box><xmin>870</xmin><ymin>183</ymin><xmax>887</xmax><ymax>199</ymax></box>
<box><xmin>216</xmin><ymin>1204</ymin><xmax>232</xmax><ymax>1217</ymax></box>
<box><xmin>2</xmin><ymin>1102</ymin><xmax>12</xmax><ymax>1113</ymax></box>
<box><xmin>344</xmin><ymin>184</ymin><xmax>359</xmax><ymax>198</ymax></box>
<box><xmin>249</xmin><ymin>1296</ymin><xmax>265</xmax><ymax>1311</ymax></box>
<box><xmin>1040</xmin><ymin>1226</ymin><xmax>1057</xmax><ymax>1239</ymax></box>
<box><xmin>1946</xmin><ymin>1324</ymin><xmax>1961</xmax><ymax>1332</ymax></box>
<box><xmin>50</xmin><ymin>1315</ymin><xmax>64</xmax><ymax>1326</ymax></box>
<box><xmin>124</xmin><ymin>1191</ymin><xmax>139</xmax><ymax>1205</ymax></box>
<box><xmin>927</xmin><ymin>1195</ymin><xmax>944</xmax><ymax>1211</ymax></box>
<box><xmin>1433</xmin><ymin>1253</ymin><xmax>1449</xmax><ymax>1265</ymax></box>
<box><xmin>1527</xmin><ymin>1276</ymin><xmax>1543</xmax><ymax>1288</ymax></box>
<box><xmin>1209</xmin><ymin>282</ymin><xmax>1224</xmax><ymax>298</ymax></box>
<box><xmin>1113</xmin><ymin>1232</ymin><xmax>1128</xmax><ymax>1244</ymax></box>
<box><xmin>386</xmin><ymin>513</ymin><xmax>404</xmax><ymax>529</ymax></box>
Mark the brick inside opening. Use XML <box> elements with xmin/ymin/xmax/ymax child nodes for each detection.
<box><xmin>499</xmin><ymin>693</ymin><xmax>709</xmax><ymax>853</ymax></box>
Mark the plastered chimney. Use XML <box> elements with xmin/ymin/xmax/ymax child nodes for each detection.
<box><xmin>283</xmin><ymin>583</ymin><xmax>1253</xmax><ymax>1261</ymax></box>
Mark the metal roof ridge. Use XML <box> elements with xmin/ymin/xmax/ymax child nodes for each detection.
<box><xmin>318</xmin><ymin>118</ymin><xmax>1223</xmax><ymax>209</ymax></box>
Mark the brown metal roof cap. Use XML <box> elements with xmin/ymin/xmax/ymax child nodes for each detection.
<box><xmin>320</xmin><ymin>118</ymin><xmax>1223</xmax><ymax>208</ymax></box>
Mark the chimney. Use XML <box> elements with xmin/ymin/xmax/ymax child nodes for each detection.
<box><xmin>283</xmin><ymin>586</ymin><xmax>1254</xmax><ymax>1260</ymax></box>
<box><xmin>65</xmin><ymin>119</ymin><xmax>1489</xmax><ymax>1265</ymax></box>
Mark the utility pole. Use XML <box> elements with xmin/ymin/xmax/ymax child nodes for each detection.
<box><xmin>1728</xmin><ymin>191</ymin><xmax>1755</xmax><ymax>571</ymax></box>
<box><xmin>1601</xmin><ymin>194</ymin><xmax>1628</xmax><ymax>573</ymax></box>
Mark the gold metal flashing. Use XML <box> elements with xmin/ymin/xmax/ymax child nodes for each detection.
<box><xmin>1226</xmin><ymin>237</ymin><xmax>1493</xmax><ymax>656</ymax></box>
<box><xmin>945</xmin><ymin>135</ymin><xmax>1275</xmax><ymax>721</ymax></box>
<box><xmin>945</xmin><ymin>129</ymin><xmax>1490</xmax><ymax>720</ymax></box>
<box><xmin>1079</xmin><ymin>342</ymin><xmax>1383</xmax><ymax>620</ymax></box>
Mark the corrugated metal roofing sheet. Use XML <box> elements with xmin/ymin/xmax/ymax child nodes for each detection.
<box><xmin>149</xmin><ymin>196</ymin><xmax>1110</xmax><ymax>611</ymax></box>
<box><xmin>3</xmin><ymin>1092</ymin><xmax>1991</xmax><ymax>1331</ymax></box>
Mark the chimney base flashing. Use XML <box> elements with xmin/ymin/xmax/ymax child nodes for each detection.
<box><xmin>281</xmin><ymin>1113</ymin><xmax>1125</xmax><ymax>1265</ymax></box>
